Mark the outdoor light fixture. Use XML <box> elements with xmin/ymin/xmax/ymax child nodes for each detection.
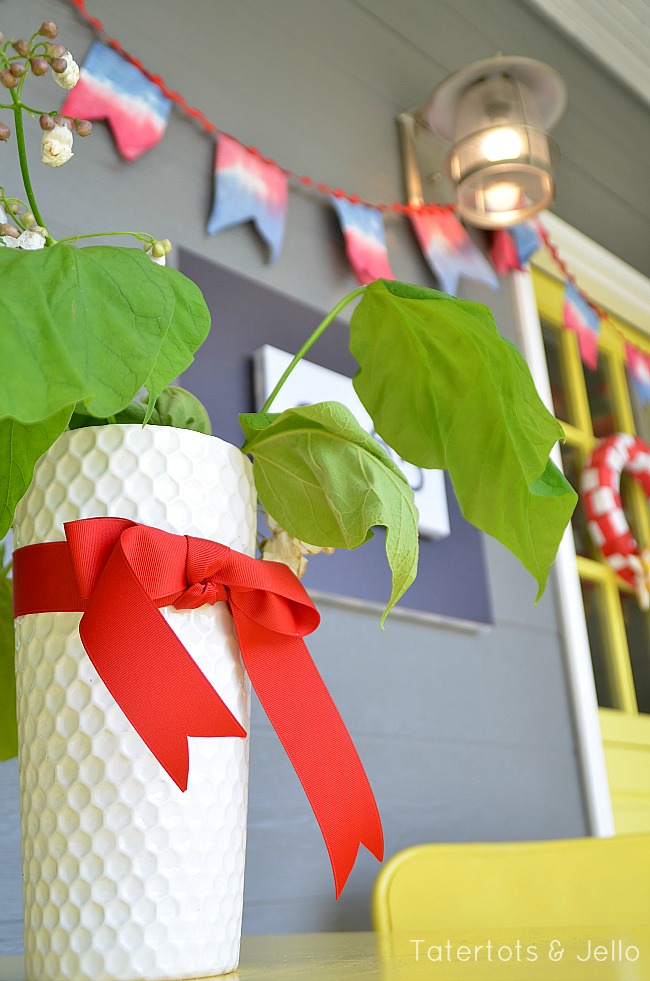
<box><xmin>398</xmin><ymin>55</ymin><xmax>567</xmax><ymax>228</ymax></box>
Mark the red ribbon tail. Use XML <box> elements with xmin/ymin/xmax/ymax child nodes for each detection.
<box><xmin>14</xmin><ymin>519</ymin><xmax>383</xmax><ymax>896</ymax></box>
<box><xmin>80</xmin><ymin>533</ymin><xmax>246</xmax><ymax>791</ymax></box>
<box><xmin>235</xmin><ymin>613</ymin><xmax>384</xmax><ymax>896</ymax></box>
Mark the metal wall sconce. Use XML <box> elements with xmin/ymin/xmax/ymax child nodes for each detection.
<box><xmin>398</xmin><ymin>55</ymin><xmax>567</xmax><ymax>228</ymax></box>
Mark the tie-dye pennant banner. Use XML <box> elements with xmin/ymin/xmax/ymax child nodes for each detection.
<box><xmin>61</xmin><ymin>41</ymin><xmax>172</xmax><ymax>161</ymax></box>
<box><xmin>490</xmin><ymin>228</ymin><xmax>521</xmax><ymax>276</ymax></box>
<box><xmin>207</xmin><ymin>134</ymin><xmax>288</xmax><ymax>262</ymax></box>
<box><xmin>510</xmin><ymin>220</ymin><xmax>542</xmax><ymax>266</ymax></box>
<box><xmin>490</xmin><ymin>221</ymin><xmax>543</xmax><ymax>276</ymax></box>
<box><xmin>330</xmin><ymin>197</ymin><xmax>393</xmax><ymax>285</ymax></box>
<box><xmin>625</xmin><ymin>343</ymin><xmax>650</xmax><ymax>405</ymax></box>
<box><xmin>563</xmin><ymin>280</ymin><xmax>601</xmax><ymax>370</ymax></box>
<box><xmin>409</xmin><ymin>208</ymin><xmax>499</xmax><ymax>296</ymax></box>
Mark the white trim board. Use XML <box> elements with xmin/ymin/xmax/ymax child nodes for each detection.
<box><xmin>508</xmin><ymin>267</ymin><xmax>616</xmax><ymax>837</ymax></box>
<box><xmin>525</xmin><ymin>0</ymin><xmax>650</xmax><ymax>109</ymax></box>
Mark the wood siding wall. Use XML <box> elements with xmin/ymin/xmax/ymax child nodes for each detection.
<box><xmin>3</xmin><ymin>0</ymin><xmax>644</xmax><ymax>950</ymax></box>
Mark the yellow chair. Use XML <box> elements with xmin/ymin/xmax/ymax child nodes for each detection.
<box><xmin>372</xmin><ymin>834</ymin><xmax>650</xmax><ymax>935</ymax></box>
<box><xmin>373</xmin><ymin>836</ymin><xmax>650</xmax><ymax>981</ymax></box>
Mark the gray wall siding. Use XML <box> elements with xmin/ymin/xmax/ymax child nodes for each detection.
<box><xmin>4</xmin><ymin>0</ymin><xmax>642</xmax><ymax>951</ymax></box>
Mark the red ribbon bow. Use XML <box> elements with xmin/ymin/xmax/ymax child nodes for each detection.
<box><xmin>13</xmin><ymin>517</ymin><xmax>383</xmax><ymax>896</ymax></box>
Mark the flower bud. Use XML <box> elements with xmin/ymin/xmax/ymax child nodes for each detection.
<box><xmin>10</xmin><ymin>62</ymin><xmax>26</xmax><ymax>78</ymax></box>
<box><xmin>74</xmin><ymin>119</ymin><xmax>92</xmax><ymax>137</ymax></box>
<box><xmin>39</xmin><ymin>114</ymin><xmax>55</xmax><ymax>131</ymax></box>
<box><xmin>52</xmin><ymin>51</ymin><xmax>80</xmax><ymax>90</ymax></box>
<box><xmin>151</xmin><ymin>241</ymin><xmax>167</xmax><ymax>258</ymax></box>
<box><xmin>21</xmin><ymin>211</ymin><xmax>35</xmax><ymax>228</ymax></box>
<box><xmin>0</xmin><ymin>70</ymin><xmax>18</xmax><ymax>89</ymax></box>
<box><xmin>41</xmin><ymin>122</ymin><xmax>74</xmax><ymax>167</ymax></box>
<box><xmin>12</xmin><ymin>39</ymin><xmax>29</xmax><ymax>57</ymax></box>
<box><xmin>54</xmin><ymin>115</ymin><xmax>73</xmax><ymax>130</ymax></box>
<box><xmin>9</xmin><ymin>202</ymin><xmax>20</xmax><ymax>214</ymax></box>
<box><xmin>46</xmin><ymin>43</ymin><xmax>66</xmax><ymax>59</ymax></box>
<box><xmin>30</xmin><ymin>57</ymin><xmax>49</xmax><ymax>76</ymax></box>
<box><xmin>39</xmin><ymin>20</ymin><xmax>58</xmax><ymax>39</ymax></box>
<box><xmin>0</xmin><ymin>122</ymin><xmax>10</xmax><ymax>141</ymax></box>
<box><xmin>0</xmin><ymin>223</ymin><xmax>20</xmax><ymax>238</ymax></box>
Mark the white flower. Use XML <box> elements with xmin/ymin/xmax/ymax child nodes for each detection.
<box><xmin>260</xmin><ymin>514</ymin><xmax>335</xmax><ymax>579</ymax></box>
<box><xmin>150</xmin><ymin>253</ymin><xmax>166</xmax><ymax>266</ymax></box>
<box><xmin>52</xmin><ymin>51</ymin><xmax>80</xmax><ymax>90</ymax></box>
<box><xmin>12</xmin><ymin>228</ymin><xmax>47</xmax><ymax>250</ymax></box>
<box><xmin>41</xmin><ymin>124</ymin><xmax>73</xmax><ymax>167</ymax></box>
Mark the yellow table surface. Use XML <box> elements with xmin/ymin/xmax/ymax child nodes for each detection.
<box><xmin>1</xmin><ymin>929</ymin><xmax>649</xmax><ymax>981</ymax></box>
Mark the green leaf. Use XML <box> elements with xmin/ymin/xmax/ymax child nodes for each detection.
<box><xmin>68</xmin><ymin>387</ymin><xmax>211</xmax><ymax>434</ymax></box>
<box><xmin>0</xmin><ymin>552</ymin><xmax>17</xmax><ymax>761</ymax></box>
<box><xmin>240</xmin><ymin>402</ymin><xmax>419</xmax><ymax>621</ymax></box>
<box><xmin>0</xmin><ymin>245</ymin><xmax>209</xmax><ymax>423</ymax></box>
<box><xmin>150</xmin><ymin>386</ymin><xmax>212</xmax><ymax>435</ymax></box>
<box><xmin>350</xmin><ymin>279</ymin><xmax>577</xmax><ymax>598</ymax></box>
<box><xmin>141</xmin><ymin>267</ymin><xmax>211</xmax><ymax>423</ymax></box>
<box><xmin>0</xmin><ymin>406</ymin><xmax>73</xmax><ymax>539</ymax></box>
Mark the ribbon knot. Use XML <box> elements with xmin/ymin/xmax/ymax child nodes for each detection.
<box><xmin>12</xmin><ymin>516</ymin><xmax>383</xmax><ymax>896</ymax></box>
<box><xmin>173</xmin><ymin>535</ymin><xmax>233</xmax><ymax>609</ymax></box>
<box><xmin>174</xmin><ymin>578</ymin><xmax>228</xmax><ymax>610</ymax></box>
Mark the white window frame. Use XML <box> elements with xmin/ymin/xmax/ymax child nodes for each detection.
<box><xmin>506</xmin><ymin>212</ymin><xmax>650</xmax><ymax>836</ymax></box>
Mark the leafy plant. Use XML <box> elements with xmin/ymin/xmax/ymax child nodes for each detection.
<box><xmin>240</xmin><ymin>279</ymin><xmax>575</xmax><ymax>614</ymax></box>
<box><xmin>0</xmin><ymin>18</ymin><xmax>578</xmax><ymax>760</ymax></box>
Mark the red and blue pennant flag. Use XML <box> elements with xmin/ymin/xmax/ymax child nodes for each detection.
<box><xmin>490</xmin><ymin>220</ymin><xmax>543</xmax><ymax>275</ymax></box>
<box><xmin>207</xmin><ymin>134</ymin><xmax>288</xmax><ymax>262</ymax></box>
<box><xmin>61</xmin><ymin>41</ymin><xmax>172</xmax><ymax>161</ymax></box>
<box><xmin>510</xmin><ymin>220</ymin><xmax>542</xmax><ymax>266</ymax></box>
<box><xmin>625</xmin><ymin>342</ymin><xmax>650</xmax><ymax>405</ymax></box>
<box><xmin>563</xmin><ymin>280</ymin><xmax>601</xmax><ymax>370</ymax></box>
<box><xmin>329</xmin><ymin>197</ymin><xmax>393</xmax><ymax>285</ymax></box>
<box><xmin>409</xmin><ymin>208</ymin><xmax>498</xmax><ymax>296</ymax></box>
<box><xmin>490</xmin><ymin>228</ymin><xmax>521</xmax><ymax>276</ymax></box>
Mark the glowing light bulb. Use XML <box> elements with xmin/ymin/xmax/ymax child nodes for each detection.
<box><xmin>481</xmin><ymin>127</ymin><xmax>523</xmax><ymax>162</ymax></box>
<box><xmin>484</xmin><ymin>181</ymin><xmax>522</xmax><ymax>213</ymax></box>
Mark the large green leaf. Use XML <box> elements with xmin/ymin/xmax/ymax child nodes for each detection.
<box><xmin>0</xmin><ymin>245</ymin><xmax>210</xmax><ymax>423</ymax></box>
<box><xmin>0</xmin><ymin>553</ymin><xmax>17</xmax><ymax>761</ymax></box>
<box><xmin>350</xmin><ymin>279</ymin><xmax>577</xmax><ymax>598</ymax></box>
<box><xmin>0</xmin><ymin>407</ymin><xmax>73</xmax><ymax>539</ymax></box>
<box><xmin>142</xmin><ymin>269</ymin><xmax>212</xmax><ymax>422</ymax></box>
<box><xmin>240</xmin><ymin>402</ymin><xmax>419</xmax><ymax>620</ymax></box>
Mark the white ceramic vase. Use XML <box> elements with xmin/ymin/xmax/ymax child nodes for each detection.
<box><xmin>13</xmin><ymin>425</ymin><xmax>257</xmax><ymax>981</ymax></box>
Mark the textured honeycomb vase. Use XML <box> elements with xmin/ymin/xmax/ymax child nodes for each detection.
<box><xmin>13</xmin><ymin>425</ymin><xmax>257</xmax><ymax>981</ymax></box>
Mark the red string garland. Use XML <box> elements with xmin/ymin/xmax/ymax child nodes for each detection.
<box><xmin>65</xmin><ymin>0</ymin><xmax>427</xmax><ymax>215</ymax></box>
<box><xmin>64</xmin><ymin>0</ymin><xmax>614</xmax><ymax>324</ymax></box>
<box><xmin>534</xmin><ymin>218</ymin><xmax>608</xmax><ymax>322</ymax></box>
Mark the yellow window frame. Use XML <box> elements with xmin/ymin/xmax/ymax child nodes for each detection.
<box><xmin>532</xmin><ymin>267</ymin><xmax>650</xmax><ymax>718</ymax></box>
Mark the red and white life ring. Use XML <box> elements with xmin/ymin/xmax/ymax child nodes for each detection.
<box><xmin>581</xmin><ymin>433</ymin><xmax>650</xmax><ymax>608</ymax></box>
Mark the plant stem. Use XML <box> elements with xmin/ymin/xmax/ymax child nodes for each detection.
<box><xmin>3</xmin><ymin>100</ymin><xmax>51</xmax><ymax>116</ymax></box>
<box><xmin>10</xmin><ymin>90</ymin><xmax>47</xmax><ymax>230</ymax></box>
<box><xmin>261</xmin><ymin>286</ymin><xmax>366</xmax><ymax>413</ymax></box>
<box><xmin>56</xmin><ymin>231</ymin><xmax>155</xmax><ymax>246</ymax></box>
